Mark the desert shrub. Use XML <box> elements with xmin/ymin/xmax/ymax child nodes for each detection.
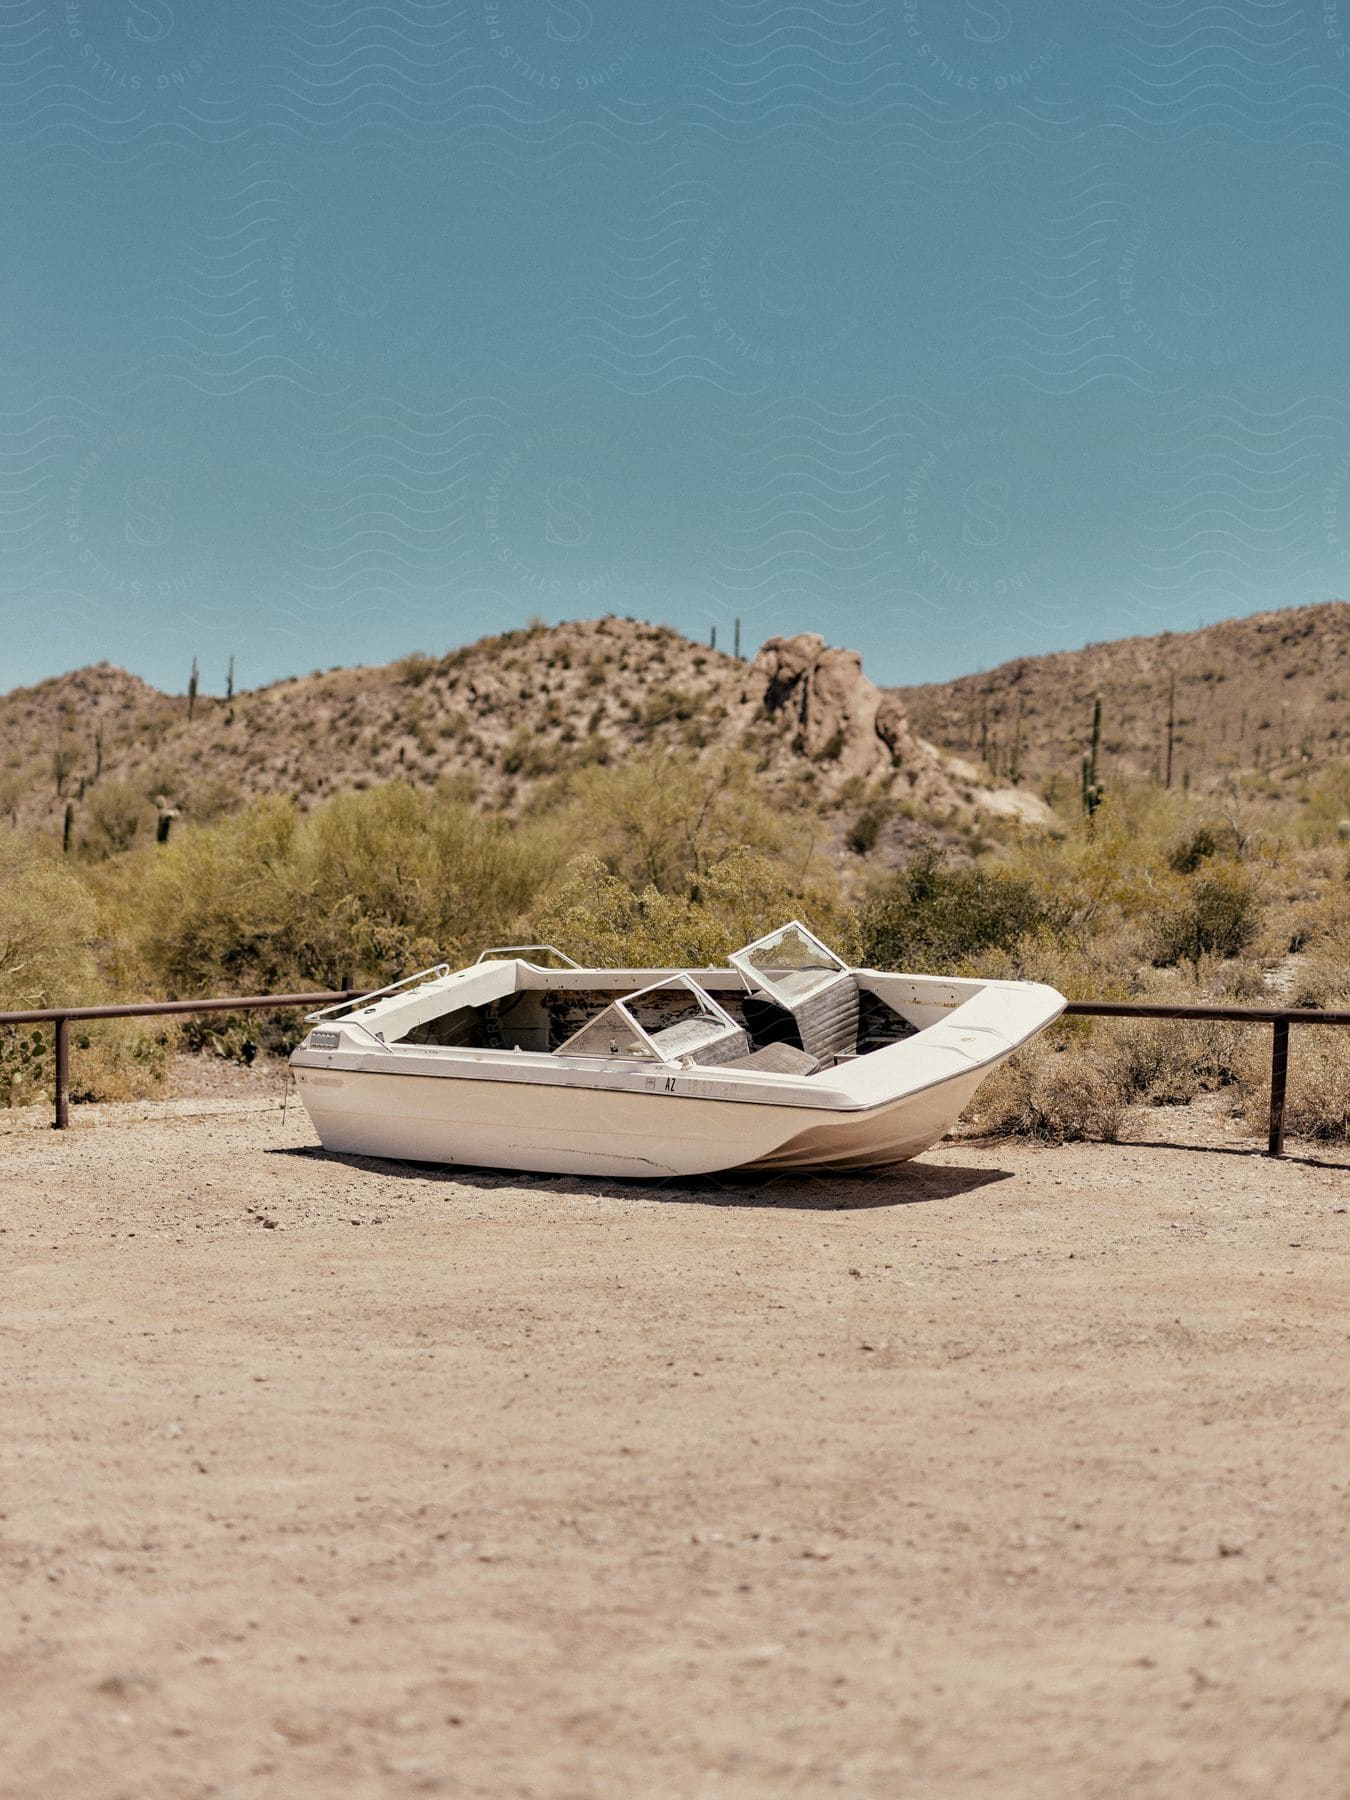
<box><xmin>1233</xmin><ymin>1029</ymin><xmax>1350</xmax><ymax>1142</ymax></box>
<box><xmin>179</xmin><ymin>1013</ymin><xmax>263</xmax><ymax>1062</ymax></box>
<box><xmin>959</xmin><ymin>1003</ymin><xmax>1250</xmax><ymax>1144</ymax></box>
<box><xmin>0</xmin><ymin>769</ymin><xmax>23</xmax><ymax>825</ymax></box>
<box><xmin>640</xmin><ymin>688</ymin><xmax>701</xmax><ymax>727</ymax></box>
<box><xmin>545</xmin><ymin>750</ymin><xmax>799</xmax><ymax>894</ymax></box>
<box><xmin>64</xmin><ymin>1018</ymin><xmax>177</xmax><ymax>1103</ymax></box>
<box><xmin>396</xmin><ymin>652</ymin><xmax>435</xmax><ymax>687</ymax></box>
<box><xmin>858</xmin><ymin>846</ymin><xmax>1051</xmax><ymax>972</ymax></box>
<box><xmin>530</xmin><ymin>850</ymin><xmax>855</xmax><ymax>969</ymax></box>
<box><xmin>1150</xmin><ymin>867</ymin><xmax>1264</xmax><ymax>967</ymax></box>
<box><xmin>139</xmin><ymin>760</ymin><xmax>189</xmax><ymax>807</ymax></box>
<box><xmin>1168</xmin><ymin>822</ymin><xmax>1224</xmax><ymax>873</ymax></box>
<box><xmin>500</xmin><ymin>730</ymin><xmax>556</xmax><ymax>779</ymax></box>
<box><xmin>127</xmin><ymin>783</ymin><xmax>573</xmax><ymax>1005</ymax></box>
<box><xmin>0</xmin><ymin>832</ymin><xmax>171</xmax><ymax>1106</ymax></box>
<box><xmin>186</xmin><ymin>773</ymin><xmax>245</xmax><ymax>823</ymax></box>
<box><xmin>76</xmin><ymin>780</ymin><xmax>151</xmax><ymax>860</ymax></box>
<box><xmin>1292</xmin><ymin>760</ymin><xmax>1350</xmax><ymax>845</ymax></box>
<box><xmin>1281</xmin><ymin>881</ymin><xmax>1350</xmax><ymax>1009</ymax></box>
<box><xmin>847</xmin><ymin>806</ymin><xmax>885</xmax><ymax>856</ymax></box>
<box><xmin>1104</xmin><ymin>1016</ymin><xmax>1244</xmax><ymax>1104</ymax></box>
<box><xmin>0</xmin><ymin>832</ymin><xmax>99</xmax><ymax>1011</ymax></box>
<box><xmin>1187</xmin><ymin>953</ymin><xmax>1268</xmax><ymax>1003</ymax></box>
<box><xmin>1286</xmin><ymin>951</ymin><xmax>1350</xmax><ymax>1011</ymax></box>
<box><xmin>961</xmin><ymin>1037</ymin><xmax>1126</xmax><ymax>1144</ymax></box>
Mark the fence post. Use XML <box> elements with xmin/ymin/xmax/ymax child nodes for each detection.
<box><xmin>1267</xmin><ymin>1017</ymin><xmax>1290</xmax><ymax>1157</ymax></box>
<box><xmin>54</xmin><ymin>1015</ymin><xmax>70</xmax><ymax>1131</ymax></box>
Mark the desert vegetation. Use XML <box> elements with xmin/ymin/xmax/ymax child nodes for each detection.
<box><xmin>2</xmin><ymin>615</ymin><xmax>1347</xmax><ymax>1140</ymax></box>
<box><xmin>904</xmin><ymin>601</ymin><xmax>1350</xmax><ymax>794</ymax></box>
<box><xmin>2</xmin><ymin>730</ymin><xmax>1348</xmax><ymax>1141</ymax></box>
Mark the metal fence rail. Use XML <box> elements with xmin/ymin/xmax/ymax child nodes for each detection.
<box><xmin>1060</xmin><ymin>1000</ymin><xmax>1350</xmax><ymax>1156</ymax></box>
<box><xmin>0</xmin><ymin>991</ymin><xmax>363</xmax><ymax>1132</ymax></box>
<box><xmin>1</xmin><ymin>990</ymin><xmax>1348</xmax><ymax>1156</ymax></box>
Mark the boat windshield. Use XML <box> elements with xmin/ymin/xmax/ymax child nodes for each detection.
<box><xmin>728</xmin><ymin>921</ymin><xmax>849</xmax><ymax>1006</ymax></box>
<box><xmin>555</xmin><ymin>975</ymin><xmax>745</xmax><ymax>1066</ymax></box>
<box><xmin>556</xmin><ymin>999</ymin><xmax>658</xmax><ymax>1061</ymax></box>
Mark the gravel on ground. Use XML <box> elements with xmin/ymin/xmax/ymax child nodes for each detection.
<box><xmin>2</xmin><ymin>1088</ymin><xmax>1348</xmax><ymax>1798</ymax></box>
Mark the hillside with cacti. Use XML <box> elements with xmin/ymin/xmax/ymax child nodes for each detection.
<box><xmin>0</xmin><ymin>618</ymin><xmax>1036</xmax><ymax>859</ymax></box>
<box><xmin>3</xmin><ymin>604</ymin><xmax>1348</xmax><ymax>861</ymax></box>
<box><xmin>898</xmin><ymin>601</ymin><xmax>1350</xmax><ymax>810</ymax></box>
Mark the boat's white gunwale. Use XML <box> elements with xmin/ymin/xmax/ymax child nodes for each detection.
<box><xmin>292</xmin><ymin>981</ymin><xmax>1064</xmax><ymax>1117</ymax></box>
<box><xmin>293</xmin><ymin>1048</ymin><xmax>833</xmax><ymax>1108</ymax></box>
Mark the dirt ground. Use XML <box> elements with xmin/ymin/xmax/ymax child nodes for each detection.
<box><xmin>2</xmin><ymin>1075</ymin><xmax>1348</xmax><ymax>1800</ymax></box>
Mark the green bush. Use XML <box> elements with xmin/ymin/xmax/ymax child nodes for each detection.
<box><xmin>547</xmin><ymin>750</ymin><xmax>794</xmax><ymax>894</ymax></box>
<box><xmin>1168</xmin><ymin>822</ymin><xmax>1223</xmax><ymax>874</ymax></box>
<box><xmin>846</xmin><ymin>807</ymin><xmax>885</xmax><ymax>856</ymax></box>
<box><xmin>78</xmin><ymin>780</ymin><xmax>150</xmax><ymax>859</ymax></box>
<box><xmin>529</xmin><ymin>849</ymin><xmax>854</xmax><ymax>969</ymax></box>
<box><xmin>1151</xmin><ymin>867</ymin><xmax>1264</xmax><ymax>967</ymax></box>
<box><xmin>127</xmin><ymin>783</ymin><xmax>573</xmax><ymax>1003</ymax></box>
<box><xmin>0</xmin><ymin>832</ymin><xmax>171</xmax><ymax>1106</ymax></box>
<box><xmin>858</xmin><ymin>847</ymin><xmax>1050</xmax><ymax>971</ymax></box>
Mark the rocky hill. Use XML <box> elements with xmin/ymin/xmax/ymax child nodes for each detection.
<box><xmin>897</xmin><ymin>602</ymin><xmax>1350</xmax><ymax>806</ymax></box>
<box><xmin>3</xmin><ymin>619</ymin><xmax>1024</xmax><ymax>851</ymax></box>
<box><xmin>13</xmin><ymin>601</ymin><xmax>1337</xmax><ymax>857</ymax></box>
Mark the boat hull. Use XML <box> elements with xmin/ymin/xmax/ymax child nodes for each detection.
<box><xmin>293</xmin><ymin>1061</ymin><xmax>994</xmax><ymax>1180</ymax></box>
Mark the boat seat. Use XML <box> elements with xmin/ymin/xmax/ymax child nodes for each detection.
<box><xmin>789</xmin><ymin>973</ymin><xmax>859</xmax><ymax>1060</ymax></box>
<box><xmin>646</xmin><ymin>1018</ymin><xmax>751</xmax><ymax>1067</ymax></box>
<box><xmin>723</xmin><ymin>1042</ymin><xmax>820</xmax><ymax>1077</ymax></box>
<box><xmin>741</xmin><ymin>991</ymin><xmax>803</xmax><ymax>1049</ymax></box>
<box><xmin>746</xmin><ymin>972</ymin><xmax>859</xmax><ymax>1063</ymax></box>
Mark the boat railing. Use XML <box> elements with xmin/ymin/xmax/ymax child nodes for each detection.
<box><xmin>474</xmin><ymin>944</ymin><xmax>583</xmax><ymax>969</ymax></box>
<box><xmin>304</xmin><ymin>964</ymin><xmax>452</xmax><ymax>1024</ymax></box>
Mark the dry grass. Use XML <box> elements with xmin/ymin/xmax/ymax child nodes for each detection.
<box><xmin>1234</xmin><ymin>1027</ymin><xmax>1350</xmax><ymax>1141</ymax></box>
<box><xmin>962</xmin><ymin>1014</ymin><xmax>1247</xmax><ymax>1145</ymax></box>
<box><xmin>0</xmin><ymin>831</ymin><xmax>176</xmax><ymax>1107</ymax></box>
<box><xmin>962</xmin><ymin>1041</ymin><xmax>1129</xmax><ymax>1143</ymax></box>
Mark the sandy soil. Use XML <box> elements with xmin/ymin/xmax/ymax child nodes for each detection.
<box><xmin>2</xmin><ymin>1087</ymin><xmax>1348</xmax><ymax>1800</ymax></box>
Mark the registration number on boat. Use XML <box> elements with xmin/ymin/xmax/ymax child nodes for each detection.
<box><xmin>644</xmin><ymin>1074</ymin><xmax>721</xmax><ymax>1099</ymax></box>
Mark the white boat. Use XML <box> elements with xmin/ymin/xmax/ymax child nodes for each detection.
<box><xmin>289</xmin><ymin>923</ymin><xmax>1066</xmax><ymax>1179</ymax></box>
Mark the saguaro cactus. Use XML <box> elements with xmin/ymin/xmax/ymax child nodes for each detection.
<box><xmin>1081</xmin><ymin>693</ymin><xmax>1105</xmax><ymax>819</ymax></box>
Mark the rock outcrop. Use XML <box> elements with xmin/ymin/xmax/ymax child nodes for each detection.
<box><xmin>744</xmin><ymin>634</ymin><xmax>961</xmax><ymax>809</ymax></box>
<box><xmin>3</xmin><ymin>618</ymin><xmax>1032</xmax><ymax>841</ymax></box>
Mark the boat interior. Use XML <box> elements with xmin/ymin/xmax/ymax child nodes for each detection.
<box><xmin>318</xmin><ymin>924</ymin><xmax>922</xmax><ymax>1079</ymax></box>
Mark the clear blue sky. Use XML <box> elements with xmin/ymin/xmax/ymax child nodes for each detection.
<box><xmin>4</xmin><ymin>0</ymin><xmax>1349</xmax><ymax>694</ymax></box>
